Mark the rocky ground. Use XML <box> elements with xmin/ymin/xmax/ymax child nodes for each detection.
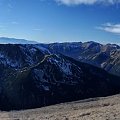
<box><xmin>0</xmin><ymin>94</ymin><xmax>120</xmax><ymax>120</ymax></box>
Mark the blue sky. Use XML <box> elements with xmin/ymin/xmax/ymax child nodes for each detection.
<box><xmin>0</xmin><ymin>0</ymin><xmax>120</xmax><ymax>44</ymax></box>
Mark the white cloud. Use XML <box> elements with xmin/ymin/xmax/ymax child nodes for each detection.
<box><xmin>96</xmin><ymin>23</ymin><xmax>120</xmax><ymax>35</ymax></box>
<box><xmin>55</xmin><ymin>0</ymin><xmax>120</xmax><ymax>5</ymax></box>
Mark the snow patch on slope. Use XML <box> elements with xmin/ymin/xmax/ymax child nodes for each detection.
<box><xmin>48</xmin><ymin>55</ymin><xmax>72</xmax><ymax>75</ymax></box>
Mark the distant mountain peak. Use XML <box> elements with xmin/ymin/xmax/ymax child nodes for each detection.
<box><xmin>0</xmin><ymin>37</ymin><xmax>39</xmax><ymax>44</ymax></box>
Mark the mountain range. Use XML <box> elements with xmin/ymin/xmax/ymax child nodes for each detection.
<box><xmin>0</xmin><ymin>44</ymin><xmax>120</xmax><ymax>110</ymax></box>
<box><xmin>1</xmin><ymin>37</ymin><xmax>119</xmax><ymax>76</ymax></box>
<box><xmin>44</xmin><ymin>41</ymin><xmax>120</xmax><ymax>77</ymax></box>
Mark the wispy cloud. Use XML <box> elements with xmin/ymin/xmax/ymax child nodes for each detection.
<box><xmin>32</xmin><ymin>28</ymin><xmax>43</xmax><ymax>31</ymax></box>
<box><xmin>0</xmin><ymin>25</ymin><xmax>6</xmax><ymax>31</ymax></box>
<box><xmin>96</xmin><ymin>23</ymin><xmax>120</xmax><ymax>35</ymax></box>
<box><xmin>55</xmin><ymin>0</ymin><xmax>120</xmax><ymax>6</ymax></box>
<box><xmin>8</xmin><ymin>3</ymin><xmax>13</xmax><ymax>9</ymax></box>
<box><xmin>11</xmin><ymin>21</ymin><xmax>19</xmax><ymax>25</ymax></box>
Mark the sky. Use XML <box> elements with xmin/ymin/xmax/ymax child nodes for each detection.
<box><xmin>0</xmin><ymin>0</ymin><xmax>120</xmax><ymax>44</ymax></box>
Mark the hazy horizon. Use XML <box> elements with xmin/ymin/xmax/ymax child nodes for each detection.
<box><xmin>0</xmin><ymin>36</ymin><xmax>120</xmax><ymax>46</ymax></box>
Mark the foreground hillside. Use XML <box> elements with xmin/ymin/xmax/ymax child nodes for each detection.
<box><xmin>0</xmin><ymin>94</ymin><xmax>120</xmax><ymax>120</ymax></box>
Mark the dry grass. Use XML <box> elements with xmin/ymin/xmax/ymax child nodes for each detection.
<box><xmin>1</xmin><ymin>94</ymin><xmax>120</xmax><ymax>120</ymax></box>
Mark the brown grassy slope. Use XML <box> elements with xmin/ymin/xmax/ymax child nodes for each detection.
<box><xmin>0</xmin><ymin>94</ymin><xmax>120</xmax><ymax>120</ymax></box>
